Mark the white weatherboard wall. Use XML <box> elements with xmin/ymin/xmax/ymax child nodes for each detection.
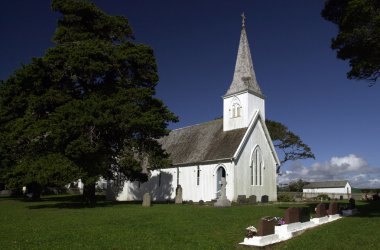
<box><xmin>223</xmin><ymin>92</ymin><xmax>265</xmax><ymax>132</ymax></box>
<box><xmin>233</xmin><ymin>116</ymin><xmax>277</xmax><ymax>201</ymax></box>
<box><xmin>113</xmin><ymin>162</ymin><xmax>234</xmax><ymax>202</ymax></box>
<box><xmin>303</xmin><ymin>182</ymin><xmax>351</xmax><ymax>194</ymax></box>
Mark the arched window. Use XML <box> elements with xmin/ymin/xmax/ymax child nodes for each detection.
<box><xmin>230</xmin><ymin>97</ymin><xmax>242</xmax><ymax>118</ymax></box>
<box><xmin>250</xmin><ymin>146</ymin><xmax>263</xmax><ymax>186</ymax></box>
<box><xmin>197</xmin><ymin>166</ymin><xmax>200</xmax><ymax>186</ymax></box>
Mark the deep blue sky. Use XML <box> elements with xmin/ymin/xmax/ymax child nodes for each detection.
<box><xmin>1</xmin><ymin>1</ymin><xmax>379</xmax><ymax>187</ymax></box>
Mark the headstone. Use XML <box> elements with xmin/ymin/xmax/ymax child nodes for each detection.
<box><xmin>315</xmin><ymin>203</ymin><xmax>327</xmax><ymax>217</ymax></box>
<box><xmin>349</xmin><ymin>198</ymin><xmax>356</xmax><ymax>209</ymax></box>
<box><xmin>188</xmin><ymin>200</ymin><xmax>193</xmax><ymax>205</ymax></box>
<box><xmin>324</xmin><ymin>203</ymin><xmax>329</xmax><ymax>210</ymax></box>
<box><xmin>300</xmin><ymin>207</ymin><xmax>310</xmax><ymax>222</ymax></box>
<box><xmin>327</xmin><ymin>202</ymin><xmax>339</xmax><ymax>215</ymax></box>
<box><xmin>373</xmin><ymin>194</ymin><xmax>380</xmax><ymax>201</ymax></box>
<box><xmin>199</xmin><ymin>200</ymin><xmax>204</xmax><ymax>205</ymax></box>
<box><xmin>175</xmin><ymin>185</ymin><xmax>183</xmax><ymax>204</ymax></box>
<box><xmin>142</xmin><ymin>193</ymin><xmax>151</xmax><ymax>207</ymax></box>
<box><xmin>284</xmin><ymin>207</ymin><xmax>301</xmax><ymax>224</ymax></box>
<box><xmin>237</xmin><ymin>195</ymin><xmax>246</xmax><ymax>204</ymax></box>
<box><xmin>248</xmin><ymin>195</ymin><xmax>257</xmax><ymax>204</ymax></box>
<box><xmin>261</xmin><ymin>195</ymin><xmax>269</xmax><ymax>203</ymax></box>
<box><xmin>257</xmin><ymin>217</ymin><xmax>276</xmax><ymax>236</ymax></box>
<box><xmin>214</xmin><ymin>177</ymin><xmax>231</xmax><ymax>207</ymax></box>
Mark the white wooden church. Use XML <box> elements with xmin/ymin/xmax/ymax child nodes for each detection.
<box><xmin>107</xmin><ymin>17</ymin><xmax>280</xmax><ymax>202</ymax></box>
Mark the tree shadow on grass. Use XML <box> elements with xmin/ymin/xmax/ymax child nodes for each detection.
<box><xmin>27</xmin><ymin>197</ymin><xmax>142</xmax><ymax>209</ymax></box>
<box><xmin>350</xmin><ymin>200</ymin><xmax>380</xmax><ymax>218</ymax></box>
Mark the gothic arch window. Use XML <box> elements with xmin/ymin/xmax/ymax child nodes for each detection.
<box><xmin>250</xmin><ymin>146</ymin><xmax>264</xmax><ymax>186</ymax></box>
<box><xmin>230</xmin><ymin>97</ymin><xmax>242</xmax><ymax>118</ymax></box>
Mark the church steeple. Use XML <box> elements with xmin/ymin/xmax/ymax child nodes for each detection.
<box><xmin>223</xmin><ymin>14</ymin><xmax>265</xmax><ymax>132</ymax></box>
<box><xmin>225</xmin><ymin>14</ymin><xmax>263</xmax><ymax>97</ymax></box>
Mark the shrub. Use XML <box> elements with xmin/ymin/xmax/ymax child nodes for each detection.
<box><xmin>277</xmin><ymin>194</ymin><xmax>295</xmax><ymax>202</ymax></box>
<box><xmin>316</xmin><ymin>194</ymin><xmax>329</xmax><ymax>201</ymax></box>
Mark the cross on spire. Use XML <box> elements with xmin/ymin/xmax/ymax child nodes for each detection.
<box><xmin>241</xmin><ymin>13</ymin><xmax>246</xmax><ymax>28</ymax></box>
<box><xmin>224</xmin><ymin>13</ymin><xmax>263</xmax><ymax>97</ymax></box>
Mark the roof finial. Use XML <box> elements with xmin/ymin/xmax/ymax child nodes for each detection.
<box><xmin>241</xmin><ymin>12</ymin><xmax>246</xmax><ymax>28</ymax></box>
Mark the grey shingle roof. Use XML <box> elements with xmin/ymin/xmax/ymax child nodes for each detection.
<box><xmin>303</xmin><ymin>180</ymin><xmax>349</xmax><ymax>189</ymax></box>
<box><xmin>225</xmin><ymin>25</ymin><xmax>263</xmax><ymax>97</ymax></box>
<box><xmin>159</xmin><ymin>118</ymin><xmax>247</xmax><ymax>166</ymax></box>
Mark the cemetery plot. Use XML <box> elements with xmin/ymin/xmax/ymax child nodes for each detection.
<box><xmin>241</xmin><ymin>202</ymin><xmax>345</xmax><ymax>247</ymax></box>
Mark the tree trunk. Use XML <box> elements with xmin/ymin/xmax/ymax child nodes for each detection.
<box><xmin>83</xmin><ymin>182</ymin><xmax>96</xmax><ymax>206</ymax></box>
<box><xmin>27</xmin><ymin>182</ymin><xmax>42</xmax><ymax>201</ymax></box>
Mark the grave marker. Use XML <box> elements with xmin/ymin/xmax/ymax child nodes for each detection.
<box><xmin>175</xmin><ymin>185</ymin><xmax>183</xmax><ymax>204</ymax></box>
<box><xmin>248</xmin><ymin>195</ymin><xmax>257</xmax><ymax>204</ymax></box>
<box><xmin>327</xmin><ymin>202</ymin><xmax>339</xmax><ymax>215</ymax></box>
<box><xmin>142</xmin><ymin>193</ymin><xmax>151</xmax><ymax>207</ymax></box>
<box><xmin>300</xmin><ymin>207</ymin><xmax>310</xmax><ymax>222</ymax></box>
<box><xmin>315</xmin><ymin>203</ymin><xmax>327</xmax><ymax>217</ymax></box>
<box><xmin>349</xmin><ymin>198</ymin><xmax>356</xmax><ymax>209</ymax></box>
<box><xmin>257</xmin><ymin>217</ymin><xmax>276</xmax><ymax>236</ymax></box>
<box><xmin>237</xmin><ymin>195</ymin><xmax>246</xmax><ymax>204</ymax></box>
<box><xmin>261</xmin><ymin>195</ymin><xmax>269</xmax><ymax>203</ymax></box>
<box><xmin>214</xmin><ymin>178</ymin><xmax>231</xmax><ymax>207</ymax></box>
<box><xmin>284</xmin><ymin>207</ymin><xmax>301</xmax><ymax>224</ymax></box>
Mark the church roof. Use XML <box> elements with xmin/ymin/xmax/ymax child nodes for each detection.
<box><xmin>303</xmin><ymin>180</ymin><xmax>349</xmax><ymax>189</ymax></box>
<box><xmin>225</xmin><ymin>15</ymin><xmax>263</xmax><ymax>97</ymax></box>
<box><xmin>159</xmin><ymin>118</ymin><xmax>247</xmax><ymax>166</ymax></box>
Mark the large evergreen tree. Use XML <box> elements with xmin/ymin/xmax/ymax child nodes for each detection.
<box><xmin>322</xmin><ymin>0</ymin><xmax>380</xmax><ymax>85</ymax></box>
<box><xmin>0</xmin><ymin>0</ymin><xmax>177</xmax><ymax>204</ymax></box>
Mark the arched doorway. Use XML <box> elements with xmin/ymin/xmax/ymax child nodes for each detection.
<box><xmin>216</xmin><ymin>166</ymin><xmax>226</xmax><ymax>198</ymax></box>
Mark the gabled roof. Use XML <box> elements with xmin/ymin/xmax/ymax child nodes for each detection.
<box><xmin>225</xmin><ymin>19</ymin><xmax>263</xmax><ymax>97</ymax></box>
<box><xmin>233</xmin><ymin>110</ymin><xmax>280</xmax><ymax>166</ymax></box>
<box><xmin>159</xmin><ymin>119</ymin><xmax>247</xmax><ymax>166</ymax></box>
<box><xmin>303</xmin><ymin>180</ymin><xmax>349</xmax><ymax>189</ymax></box>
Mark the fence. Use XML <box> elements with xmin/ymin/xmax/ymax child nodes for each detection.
<box><xmin>278</xmin><ymin>192</ymin><xmax>363</xmax><ymax>201</ymax></box>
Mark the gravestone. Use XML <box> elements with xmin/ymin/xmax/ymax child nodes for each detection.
<box><xmin>261</xmin><ymin>195</ymin><xmax>269</xmax><ymax>203</ymax></box>
<box><xmin>324</xmin><ymin>203</ymin><xmax>329</xmax><ymax>210</ymax></box>
<box><xmin>214</xmin><ymin>177</ymin><xmax>231</xmax><ymax>207</ymax></box>
<box><xmin>199</xmin><ymin>200</ymin><xmax>205</xmax><ymax>205</ymax></box>
<box><xmin>349</xmin><ymin>198</ymin><xmax>356</xmax><ymax>209</ymax></box>
<box><xmin>284</xmin><ymin>207</ymin><xmax>301</xmax><ymax>224</ymax></box>
<box><xmin>257</xmin><ymin>217</ymin><xmax>276</xmax><ymax>236</ymax></box>
<box><xmin>142</xmin><ymin>193</ymin><xmax>151</xmax><ymax>207</ymax></box>
<box><xmin>175</xmin><ymin>185</ymin><xmax>183</xmax><ymax>204</ymax></box>
<box><xmin>248</xmin><ymin>195</ymin><xmax>257</xmax><ymax>204</ymax></box>
<box><xmin>300</xmin><ymin>207</ymin><xmax>310</xmax><ymax>222</ymax></box>
<box><xmin>315</xmin><ymin>203</ymin><xmax>327</xmax><ymax>217</ymax></box>
<box><xmin>237</xmin><ymin>195</ymin><xmax>246</xmax><ymax>204</ymax></box>
<box><xmin>327</xmin><ymin>202</ymin><xmax>339</xmax><ymax>215</ymax></box>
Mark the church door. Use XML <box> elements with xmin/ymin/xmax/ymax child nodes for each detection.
<box><xmin>216</xmin><ymin>166</ymin><xmax>226</xmax><ymax>198</ymax></box>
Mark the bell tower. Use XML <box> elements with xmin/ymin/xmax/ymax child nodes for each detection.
<box><xmin>223</xmin><ymin>14</ymin><xmax>265</xmax><ymax>132</ymax></box>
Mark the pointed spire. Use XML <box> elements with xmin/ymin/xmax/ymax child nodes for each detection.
<box><xmin>225</xmin><ymin>14</ymin><xmax>263</xmax><ymax>97</ymax></box>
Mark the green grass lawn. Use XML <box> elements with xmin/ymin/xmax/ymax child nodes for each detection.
<box><xmin>0</xmin><ymin>196</ymin><xmax>379</xmax><ymax>249</ymax></box>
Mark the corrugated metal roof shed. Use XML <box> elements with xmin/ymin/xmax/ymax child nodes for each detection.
<box><xmin>303</xmin><ymin>180</ymin><xmax>349</xmax><ymax>189</ymax></box>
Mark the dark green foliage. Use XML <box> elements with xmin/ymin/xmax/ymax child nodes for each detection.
<box><xmin>266</xmin><ymin>120</ymin><xmax>315</xmax><ymax>171</ymax></box>
<box><xmin>0</xmin><ymin>0</ymin><xmax>177</xmax><ymax>204</ymax></box>
<box><xmin>277</xmin><ymin>194</ymin><xmax>295</xmax><ymax>202</ymax></box>
<box><xmin>322</xmin><ymin>0</ymin><xmax>380</xmax><ymax>84</ymax></box>
<box><xmin>316</xmin><ymin>194</ymin><xmax>330</xmax><ymax>201</ymax></box>
<box><xmin>288</xmin><ymin>179</ymin><xmax>309</xmax><ymax>192</ymax></box>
